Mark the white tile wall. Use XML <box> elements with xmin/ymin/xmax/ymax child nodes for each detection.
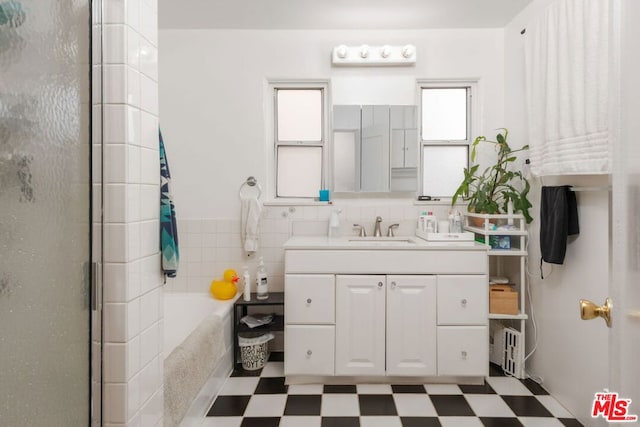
<box><xmin>102</xmin><ymin>0</ymin><xmax>162</xmax><ymax>425</ymax></box>
<box><xmin>165</xmin><ymin>202</ymin><xmax>449</xmax><ymax>294</ymax></box>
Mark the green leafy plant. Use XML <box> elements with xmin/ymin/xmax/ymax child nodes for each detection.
<box><xmin>452</xmin><ymin>128</ymin><xmax>533</xmax><ymax>224</ymax></box>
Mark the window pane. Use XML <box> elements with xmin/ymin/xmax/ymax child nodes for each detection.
<box><xmin>277</xmin><ymin>146</ymin><xmax>322</xmax><ymax>197</ymax></box>
<box><xmin>277</xmin><ymin>89</ymin><xmax>322</xmax><ymax>141</ymax></box>
<box><xmin>421</xmin><ymin>88</ymin><xmax>467</xmax><ymax>140</ymax></box>
<box><xmin>422</xmin><ymin>145</ymin><xmax>468</xmax><ymax>197</ymax></box>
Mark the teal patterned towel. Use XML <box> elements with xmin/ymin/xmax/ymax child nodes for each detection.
<box><xmin>160</xmin><ymin>129</ymin><xmax>179</xmax><ymax>277</ymax></box>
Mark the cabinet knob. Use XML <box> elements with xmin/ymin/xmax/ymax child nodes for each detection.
<box><xmin>390</xmin><ymin>281</ymin><xmax>397</xmax><ymax>289</ymax></box>
<box><xmin>461</xmin><ymin>298</ymin><xmax>468</xmax><ymax>307</ymax></box>
<box><xmin>306</xmin><ymin>298</ymin><xmax>312</xmax><ymax>304</ymax></box>
<box><xmin>378</xmin><ymin>282</ymin><xmax>384</xmax><ymax>288</ymax></box>
<box><xmin>307</xmin><ymin>350</ymin><xmax>312</xmax><ymax>356</ymax></box>
<box><xmin>461</xmin><ymin>350</ymin><xmax>467</xmax><ymax>359</ymax></box>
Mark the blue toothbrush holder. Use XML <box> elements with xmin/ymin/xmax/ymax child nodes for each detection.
<box><xmin>319</xmin><ymin>189</ymin><xmax>330</xmax><ymax>202</ymax></box>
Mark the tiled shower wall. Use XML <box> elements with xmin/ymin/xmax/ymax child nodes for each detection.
<box><xmin>101</xmin><ymin>0</ymin><xmax>164</xmax><ymax>425</ymax></box>
<box><xmin>166</xmin><ymin>203</ymin><xmax>453</xmax><ymax>294</ymax></box>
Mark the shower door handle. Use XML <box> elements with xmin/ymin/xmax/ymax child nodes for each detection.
<box><xmin>92</xmin><ymin>262</ymin><xmax>102</xmax><ymax>312</ymax></box>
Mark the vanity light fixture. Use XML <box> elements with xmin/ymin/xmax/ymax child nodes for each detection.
<box><xmin>332</xmin><ymin>44</ymin><xmax>416</xmax><ymax>66</ymax></box>
<box><xmin>359</xmin><ymin>44</ymin><xmax>370</xmax><ymax>58</ymax></box>
<box><xmin>336</xmin><ymin>44</ymin><xmax>348</xmax><ymax>59</ymax></box>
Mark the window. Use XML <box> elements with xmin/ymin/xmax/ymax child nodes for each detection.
<box><xmin>419</xmin><ymin>83</ymin><xmax>474</xmax><ymax>198</ymax></box>
<box><xmin>272</xmin><ymin>84</ymin><xmax>327</xmax><ymax>198</ymax></box>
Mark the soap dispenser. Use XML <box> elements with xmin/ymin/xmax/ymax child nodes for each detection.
<box><xmin>328</xmin><ymin>209</ymin><xmax>342</xmax><ymax>238</ymax></box>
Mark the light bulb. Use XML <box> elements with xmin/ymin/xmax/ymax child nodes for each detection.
<box><xmin>381</xmin><ymin>45</ymin><xmax>391</xmax><ymax>58</ymax></box>
<box><xmin>336</xmin><ymin>45</ymin><xmax>347</xmax><ymax>59</ymax></box>
<box><xmin>402</xmin><ymin>44</ymin><xmax>415</xmax><ymax>58</ymax></box>
<box><xmin>360</xmin><ymin>45</ymin><xmax>369</xmax><ymax>58</ymax></box>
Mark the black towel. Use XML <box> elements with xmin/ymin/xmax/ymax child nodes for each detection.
<box><xmin>540</xmin><ymin>186</ymin><xmax>579</xmax><ymax>273</ymax></box>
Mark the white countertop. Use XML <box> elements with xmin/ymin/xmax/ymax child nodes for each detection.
<box><xmin>283</xmin><ymin>235</ymin><xmax>488</xmax><ymax>251</ymax></box>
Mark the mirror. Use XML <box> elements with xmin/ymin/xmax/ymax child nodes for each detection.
<box><xmin>333</xmin><ymin>105</ymin><xmax>418</xmax><ymax>193</ymax></box>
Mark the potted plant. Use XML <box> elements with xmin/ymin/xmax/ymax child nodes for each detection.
<box><xmin>452</xmin><ymin>128</ymin><xmax>533</xmax><ymax>224</ymax></box>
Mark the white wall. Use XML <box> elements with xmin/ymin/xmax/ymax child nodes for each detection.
<box><xmin>159</xmin><ymin>28</ymin><xmax>505</xmax><ymax>219</ymax></box>
<box><xmin>158</xmin><ymin>28</ymin><xmax>506</xmax><ymax>293</ymax></box>
<box><xmin>504</xmin><ymin>1</ymin><xmax>609</xmax><ymax>425</ymax></box>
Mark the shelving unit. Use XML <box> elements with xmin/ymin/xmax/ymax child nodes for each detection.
<box><xmin>233</xmin><ymin>292</ymin><xmax>285</xmax><ymax>370</ymax></box>
<box><xmin>464</xmin><ymin>212</ymin><xmax>528</xmax><ymax>379</ymax></box>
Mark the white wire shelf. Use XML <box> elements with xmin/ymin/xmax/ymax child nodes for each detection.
<box><xmin>489</xmin><ymin>313</ymin><xmax>529</xmax><ymax>320</ymax></box>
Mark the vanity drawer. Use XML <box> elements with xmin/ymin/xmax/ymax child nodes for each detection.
<box><xmin>437</xmin><ymin>326</ymin><xmax>488</xmax><ymax>376</ymax></box>
<box><xmin>437</xmin><ymin>275</ymin><xmax>488</xmax><ymax>325</ymax></box>
<box><xmin>285</xmin><ymin>274</ymin><xmax>335</xmax><ymax>324</ymax></box>
<box><xmin>285</xmin><ymin>325</ymin><xmax>335</xmax><ymax>376</ymax></box>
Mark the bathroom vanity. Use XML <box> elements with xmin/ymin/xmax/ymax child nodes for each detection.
<box><xmin>283</xmin><ymin>236</ymin><xmax>489</xmax><ymax>384</ymax></box>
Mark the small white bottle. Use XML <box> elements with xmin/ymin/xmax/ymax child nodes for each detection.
<box><xmin>328</xmin><ymin>209</ymin><xmax>342</xmax><ymax>238</ymax></box>
<box><xmin>256</xmin><ymin>257</ymin><xmax>268</xmax><ymax>300</ymax></box>
<box><xmin>448</xmin><ymin>211</ymin><xmax>455</xmax><ymax>233</ymax></box>
<box><xmin>425</xmin><ymin>211</ymin><xmax>437</xmax><ymax>233</ymax></box>
<box><xmin>453</xmin><ymin>210</ymin><xmax>463</xmax><ymax>233</ymax></box>
<box><xmin>418</xmin><ymin>211</ymin><xmax>428</xmax><ymax>232</ymax></box>
<box><xmin>242</xmin><ymin>265</ymin><xmax>251</xmax><ymax>302</ymax></box>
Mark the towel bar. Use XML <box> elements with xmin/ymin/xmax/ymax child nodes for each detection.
<box><xmin>569</xmin><ymin>186</ymin><xmax>611</xmax><ymax>192</ymax></box>
<box><xmin>239</xmin><ymin>176</ymin><xmax>262</xmax><ymax>199</ymax></box>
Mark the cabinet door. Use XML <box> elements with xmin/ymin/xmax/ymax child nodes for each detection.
<box><xmin>437</xmin><ymin>275</ymin><xmax>488</xmax><ymax>325</ymax></box>
<box><xmin>386</xmin><ymin>275</ymin><xmax>437</xmax><ymax>376</ymax></box>
<box><xmin>335</xmin><ymin>275</ymin><xmax>386</xmax><ymax>376</ymax></box>
<box><xmin>285</xmin><ymin>325</ymin><xmax>335</xmax><ymax>376</ymax></box>
<box><xmin>285</xmin><ymin>274</ymin><xmax>335</xmax><ymax>324</ymax></box>
<box><xmin>404</xmin><ymin>128</ymin><xmax>418</xmax><ymax>168</ymax></box>
<box><xmin>390</xmin><ymin>129</ymin><xmax>406</xmax><ymax>168</ymax></box>
<box><xmin>361</xmin><ymin>106</ymin><xmax>390</xmax><ymax>192</ymax></box>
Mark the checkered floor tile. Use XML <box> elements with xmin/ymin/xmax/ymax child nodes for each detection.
<box><xmin>203</xmin><ymin>353</ymin><xmax>583</xmax><ymax>427</ymax></box>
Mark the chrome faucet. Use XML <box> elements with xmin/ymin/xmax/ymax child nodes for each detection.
<box><xmin>387</xmin><ymin>224</ymin><xmax>399</xmax><ymax>237</ymax></box>
<box><xmin>373</xmin><ymin>216</ymin><xmax>383</xmax><ymax>237</ymax></box>
<box><xmin>353</xmin><ymin>224</ymin><xmax>366</xmax><ymax>237</ymax></box>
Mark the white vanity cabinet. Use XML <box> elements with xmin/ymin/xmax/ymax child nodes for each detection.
<box><xmin>335</xmin><ymin>275</ymin><xmax>438</xmax><ymax>376</ymax></box>
<box><xmin>436</xmin><ymin>275</ymin><xmax>489</xmax><ymax>376</ymax></box>
<box><xmin>335</xmin><ymin>275</ymin><xmax>387</xmax><ymax>375</ymax></box>
<box><xmin>284</xmin><ymin>274</ymin><xmax>335</xmax><ymax>376</ymax></box>
<box><xmin>385</xmin><ymin>275</ymin><xmax>437</xmax><ymax>376</ymax></box>
<box><xmin>283</xmin><ymin>238</ymin><xmax>489</xmax><ymax>382</ymax></box>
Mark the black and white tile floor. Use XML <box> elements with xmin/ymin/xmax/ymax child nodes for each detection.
<box><xmin>204</xmin><ymin>353</ymin><xmax>583</xmax><ymax>427</ymax></box>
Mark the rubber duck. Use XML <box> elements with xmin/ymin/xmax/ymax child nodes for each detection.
<box><xmin>210</xmin><ymin>269</ymin><xmax>239</xmax><ymax>300</ymax></box>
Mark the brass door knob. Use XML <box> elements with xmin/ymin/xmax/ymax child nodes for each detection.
<box><xmin>580</xmin><ymin>297</ymin><xmax>612</xmax><ymax>328</ymax></box>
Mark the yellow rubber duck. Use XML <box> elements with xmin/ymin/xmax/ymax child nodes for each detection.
<box><xmin>210</xmin><ymin>269</ymin><xmax>239</xmax><ymax>300</ymax></box>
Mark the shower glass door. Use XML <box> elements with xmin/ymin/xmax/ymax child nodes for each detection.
<box><xmin>0</xmin><ymin>0</ymin><xmax>100</xmax><ymax>425</ymax></box>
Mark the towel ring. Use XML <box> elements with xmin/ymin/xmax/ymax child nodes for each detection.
<box><xmin>239</xmin><ymin>176</ymin><xmax>262</xmax><ymax>200</ymax></box>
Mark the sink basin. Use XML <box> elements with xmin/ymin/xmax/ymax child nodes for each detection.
<box><xmin>348</xmin><ymin>237</ymin><xmax>416</xmax><ymax>244</ymax></box>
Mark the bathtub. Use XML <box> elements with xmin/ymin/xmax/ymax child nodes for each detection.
<box><xmin>163</xmin><ymin>292</ymin><xmax>237</xmax><ymax>427</ymax></box>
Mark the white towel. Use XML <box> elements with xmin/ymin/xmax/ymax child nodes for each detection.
<box><xmin>524</xmin><ymin>0</ymin><xmax>610</xmax><ymax>176</ymax></box>
<box><xmin>241</xmin><ymin>197</ymin><xmax>261</xmax><ymax>254</ymax></box>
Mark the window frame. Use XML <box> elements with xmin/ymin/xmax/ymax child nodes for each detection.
<box><xmin>417</xmin><ymin>80</ymin><xmax>478</xmax><ymax>199</ymax></box>
<box><xmin>267</xmin><ymin>80</ymin><xmax>330</xmax><ymax>200</ymax></box>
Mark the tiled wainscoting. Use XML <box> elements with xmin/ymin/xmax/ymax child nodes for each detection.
<box><xmin>165</xmin><ymin>202</ymin><xmax>452</xmax><ymax>294</ymax></box>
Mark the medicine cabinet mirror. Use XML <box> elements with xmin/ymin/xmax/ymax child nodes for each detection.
<box><xmin>333</xmin><ymin>105</ymin><xmax>418</xmax><ymax>193</ymax></box>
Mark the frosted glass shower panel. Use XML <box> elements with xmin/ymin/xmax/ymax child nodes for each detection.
<box><xmin>421</xmin><ymin>88</ymin><xmax>468</xmax><ymax>141</ymax></box>
<box><xmin>0</xmin><ymin>0</ymin><xmax>92</xmax><ymax>425</ymax></box>
<box><xmin>277</xmin><ymin>146</ymin><xmax>322</xmax><ymax>197</ymax></box>
<box><xmin>422</xmin><ymin>146</ymin><xmax>468</xmax><ymax>197</ymax></box>
<box><xmin>277</xmin><ymin>89</ymin><xmax>323</xmax><ymax>141</ymax></box>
